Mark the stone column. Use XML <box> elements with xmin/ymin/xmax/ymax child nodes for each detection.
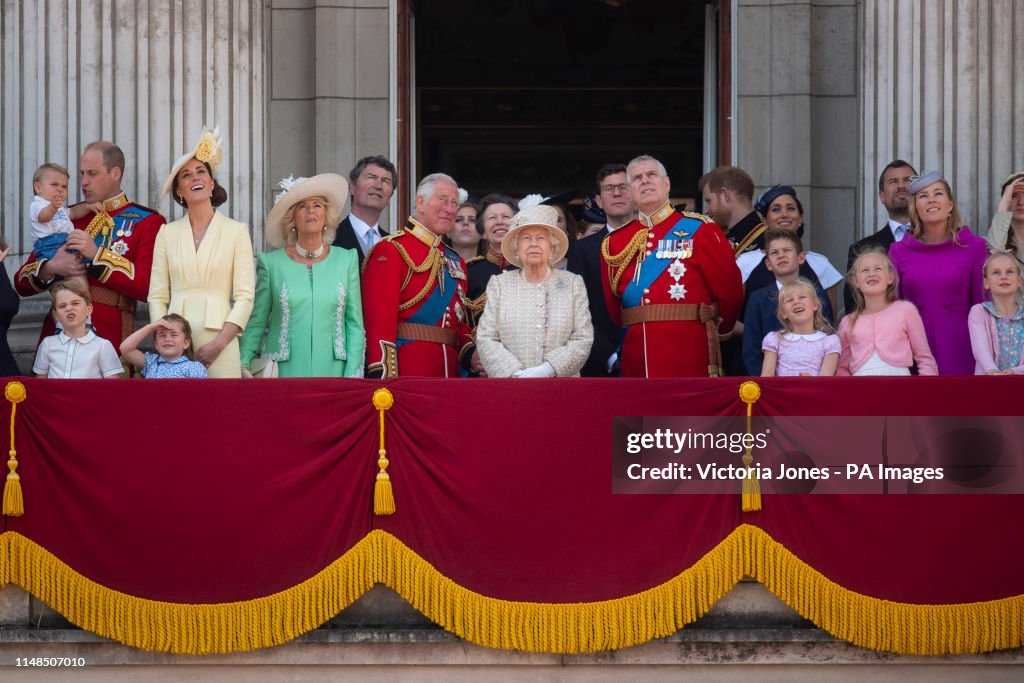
<box><xmin>734</xmin><ymin>0</ymin><xmax>860</xmax><ymax>274</ymax></box>
<box><xmin>861</xmin><ymin>0</ymin><xmax>1024</xmax><ymax>239</ymax></box>
<box><xmin>268</xmin><ymin>0</ymin><xmax>393</xmax><ymax>236</ymax></box>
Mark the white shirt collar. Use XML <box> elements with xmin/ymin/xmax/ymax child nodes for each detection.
<box><xmin>888</xmin><ymin>218</ymin><xmax>910</xmax><ymax>240</ymax></box>
<box><xmin>349</xmin><ymin>213</ymin><xmax>379</xmax><ymax>240</ymax></box>
<box><xmin>58</xmin><ymin>330</ymin><xmax>97</xmax><ymax>345</ymax></box>
<box><xmin>782</xmin><ymin>331</ymin><xmax>826</xmax><ymax>342</ymax></box>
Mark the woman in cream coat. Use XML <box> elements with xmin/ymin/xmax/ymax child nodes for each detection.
<box><xmin>149</xmin><ymin>127</ymin><xmax>255</xmax><ymax>377</ymax></box>
<box><xmin>476</xmin><ymin>205</ymin><xmax>592</xmax><ymax>377</ymax></box>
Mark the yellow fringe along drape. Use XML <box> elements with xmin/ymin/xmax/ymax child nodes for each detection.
<box><xmin>0</xmin><ymin>526</ymin><xmax>1020</xmax><ymax>656</ymax></box>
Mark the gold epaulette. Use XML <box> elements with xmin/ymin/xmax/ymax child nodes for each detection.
<box><xmin>466</xmin><ymin>255</ymin><xmax>485</xmax><ymax>266</ymax></box>
<box><xmin>682</xmin><ymin>211</ymin><xmax>714</xmax><ymax>223</ymax></box>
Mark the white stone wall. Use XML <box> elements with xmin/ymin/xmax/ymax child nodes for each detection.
<box><xmin>861</xmin><ymin>0</ymin><xmax>1024</xmax><ymax>239</ymax></box>
<box><xmin>0</xmin><ymin>0</ymin><xmax>267</xmax><ymax>260</ymax></box>
<box><xmin>734</xmin><ymin>0</ymin><xmax>860</xmax><ymax>276</ymax></box>
<box><xmin>268</xmin><ymin>0</ymin><xmax>393</xmax><ymax>235</ymax></box>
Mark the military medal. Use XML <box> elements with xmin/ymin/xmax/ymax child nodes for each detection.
<box><xmin>680</xmin><ymin>239</ymin><xmax>693</xmax><ymax>259</ymax></box>
<box><xmin>111</xmin><ymin>240</ymin><xmax>130</xmax><ymax>256</ymax></box>
<box><xmin>667</xmin><ymin>258</ymin><xmax>686</xmax><ymax>300</ymax></box>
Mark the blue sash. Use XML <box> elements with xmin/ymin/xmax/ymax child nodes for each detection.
<box><xmin>397</xmin><ymin>252</ymin><xmax>458</xmax><ymax>347</ymax></box>
<box><xmin>622</xmin><ymin>216</ymin><xmax>703</xmax><ymax>314</ymax></box>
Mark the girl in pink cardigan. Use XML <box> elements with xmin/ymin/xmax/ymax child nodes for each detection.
<box><xmin>968</xmin><ymin>252</ymin><xmax>1024</xmax><ymax>374</ymax></box>
<box><xmin>837</xmin><ymin>249</ymin><xmax>938</xmax><ymax>376</ymax></box>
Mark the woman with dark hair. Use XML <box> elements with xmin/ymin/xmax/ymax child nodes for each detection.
<box><xmin>465</xmin><ymin>193</ymin><xmax>518</xmax><ymax>329</ymax></box>
<box><xmin>985</xmin><ymin>171</ymin><xmax>1024</xmax><ymax>298</ymax></box>
<box><xmin>149</xmin><ymin>127</ymin><xmax>255</xmax><ymax>377</ymax></box>
<box><xmin>447</xmin><ymin>200</ymin><xmax>484</xmax><ymax>263</ymax></box>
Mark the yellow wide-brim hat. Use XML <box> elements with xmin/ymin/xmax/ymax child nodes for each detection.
<box><xmin>264</xmin><ymin>173</ymin><xmax>350</xmax><ymax>248</ymax></box>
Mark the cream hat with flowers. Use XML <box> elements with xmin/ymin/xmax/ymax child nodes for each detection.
<box><xmin>161</xmin><ymin>126</ymin><xmax>224</xmax><ymax>199</ymax></box>
<box><xmin>501</xmin><ymin>204</ymin><xmax>568</xmax><ymax>267</ymax></box>
<box><xmin>264</xmin><ymin>173</ymin><xmax>350</xmax><ymax>248</ymax></box>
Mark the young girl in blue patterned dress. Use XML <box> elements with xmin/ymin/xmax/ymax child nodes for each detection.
<box><xmin>120</xmin><ymin>314</ymin><xmax>208</xmax><ymax>378</ymax></box>
<box><xmin>968</xmin><ymin>253</ymin><xmax>1024</xmax><ymax>374</ymax></box>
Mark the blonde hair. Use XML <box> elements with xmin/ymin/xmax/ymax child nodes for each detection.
<box><xmin>33</xmin><ymin>162</ymin><xmax>69</xmax><ymax>188</ymax></box>
<box><xmin>846</xmin><ymin>247</ymin><xmax>899</xmax><ymax>333</ymax></box>
<box><xmin>776</xmin><ymin>278</ymin><xmax>833</xmax><ymax>335</ymax></box>
<box><xmin>982</xmin><ymin>251</ymin><xmax>1020</xmax><ymax>278</ymax></box>
<box><xmin>907</xmin><ymin>178</ymin><xmax>965</xmax><ymax>243</ymax></box>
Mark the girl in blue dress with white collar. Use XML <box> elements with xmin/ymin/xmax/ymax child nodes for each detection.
<box><xmin>120</xmin><ymin>314</ymin><xmax>208</xmax><ymax>378</ymax></box>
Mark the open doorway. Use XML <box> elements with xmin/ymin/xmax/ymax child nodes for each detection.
<box><xmin>407</xmin><ymin>0</ymin><xmax>715</xmax><ymax>206</ymax></box>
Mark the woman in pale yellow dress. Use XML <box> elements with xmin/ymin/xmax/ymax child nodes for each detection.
<box><xmin>148</xmin><ymin>127</ymin><xmax>255</xmax><ymax>378</ymax></box>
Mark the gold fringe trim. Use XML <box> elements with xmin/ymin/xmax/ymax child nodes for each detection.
<box><xmin>1</xmin><ymin>526</ymin><xmax>1021</xmax><ymax>655</ymax></box>
<box><xmin>0</xmin><ymin>531</ymin><xmax>376</xmax><ymax>655</ymax></box>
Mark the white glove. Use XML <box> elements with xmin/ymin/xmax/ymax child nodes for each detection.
<box><xmin>513</xmin><ymin>361</ymin><xmax>556</xmax><ymax>378</ymax></box>
<box><xmin>606</xmin><ymin>352</ymin><xmax>619</xmax><ymax>374</ymax></box>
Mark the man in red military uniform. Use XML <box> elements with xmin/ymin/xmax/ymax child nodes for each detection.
<box><xmin>362</xmin><ymin>172</ymin><xmax>482</xmax><ymax>378</ymax></box>
<box><xmin>16</xmin><ymin>141</ymin><xmax>165</xmax><ymax>346</ymax></box>
<box><xmin>601</xmin><ymin>155</ymin><xmax>742</xmax><ymax>377</ymax></box>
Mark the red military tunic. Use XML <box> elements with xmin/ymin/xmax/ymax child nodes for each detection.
<box><xmin>15</xmin><ymin>193</ymin><xmax>165</xmax><ymax>346</ymax></box>
<box><xmin>362</xmin><ymin>218</ymin><xmax>475</xmax><ymax>378</ymax></box>
<box><xmin>600</xmin><ymin>202</ymin><xmax>742</xmax><ymax>377</ymax></box>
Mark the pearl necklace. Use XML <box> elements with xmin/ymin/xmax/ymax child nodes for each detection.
<box><xmin>295</xmin><ymin>243</ymin><xmax>325</xmax><ymax>259</ymax></box>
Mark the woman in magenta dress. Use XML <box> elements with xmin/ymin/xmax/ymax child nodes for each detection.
<box><xmin>888</xmin><ymin>171</ymin><xmax>988</xmax><ymax>375</ymax></box>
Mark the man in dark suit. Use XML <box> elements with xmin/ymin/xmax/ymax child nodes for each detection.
<box><xmin>843</xmin><ymin>160</ymin><xmax>917</xmax><ymax>314</ymax></box>
<box><xmin>333</xmin><ymin>155</ymin><xmax>397</xmax><ymax>266</ymax></box>
<box><xmin>567</xmin><ymin>163</ymin><xmax>634</xmax><ymax>377</ymax></box>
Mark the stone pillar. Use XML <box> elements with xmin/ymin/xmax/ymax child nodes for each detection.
<box><xmin>268</xmin><ymin>0</ymin><xmax>393</xmax><ymax>237</ymax></box>
<box><xmin>734</xmin><ymin>0</ymin><xmax>860</xmax><ymax>274</ymax></box>
<box><xmin>861</xmin><ymin>0</ymin><xmax>1024</xmax><ymax>240</ymax></box>
<box><xmin>0</xmin><ymin>0</ymin><xmax>267</xmax><ymax>255</ymax></box>
<box><xmin>0</xmin><ymin>0</ymin><xmax>266</xmax><ymax>366</ymax></box>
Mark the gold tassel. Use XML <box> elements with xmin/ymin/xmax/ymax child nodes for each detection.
<box><xmin>372</xmin><ymin>388</ymin><xmax>395</xmax><ymax>515</ymax></box>
<box><xmin>3</xmin><ymin>381</ymin><xmax>27</xmax><ymax>517</ymax></box>
<box><xmin>738</xmin><ymin>381</ymin><xmax>762</xmax><ymax>512</ymax></box>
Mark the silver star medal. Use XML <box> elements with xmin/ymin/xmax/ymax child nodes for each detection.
<box><xmin>668</xmin><ymin>260</ymin><xmax>686</xmax><ymax>280</ymax></box>
<box><xmin>667</xmin><ymin>258</ymin><xmax>686</xmax><ymax>300</ymax></box>
<box><xmin>111</xmin><ymin>240</ymin><xmax>130</xmax><ymax>256</ymax></box>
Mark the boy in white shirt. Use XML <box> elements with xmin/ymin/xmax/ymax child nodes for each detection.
<box><xmin>33</xmin><ymin>281</ymin><xmax>124</xmax><ymax>379</ymax></box>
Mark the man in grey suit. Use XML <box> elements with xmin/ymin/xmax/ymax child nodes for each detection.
<box><xmin>843</xmin><ymin>159</ymin><xmax>917</xmax><ymax>314</ymax></box>
<box><xmin>333</xmin><ymin>155</ymin><xmax>397</xmax><ymax>266</ymax></box>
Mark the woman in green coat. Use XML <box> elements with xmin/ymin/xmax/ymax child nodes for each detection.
<box><xmin>240</xmin><ymin>173</ymin><xmax>366</xmax><ymax>377</ymax></box>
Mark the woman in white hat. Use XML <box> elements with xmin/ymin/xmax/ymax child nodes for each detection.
<box><xmin>475</xmin><ymin>205</ymin><xmax>593</xmax><ymax>377</ymax></box>
<box><xmin>149</xmin><ymin>127</ymin><xmax>255</xmax><ymax>378</ymax></box>
<box><xmin>238</xmin><ymin>173</ymin><xmax>365</xmax><ymax>377</ymax></box>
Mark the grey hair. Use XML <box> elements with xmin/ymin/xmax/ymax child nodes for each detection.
<box><xmin>416</xmin><ymin>173</ymin><xmax>458</xmax><ymax>202</ymax></box>
<box><xmin>282</xmin><ymin>196</ymin><xmax>341</xmax><ymax>246</ymax></box>
<box><xmin>627</xmin><ymin>154</ymin><xmax>668</xmax><ymax>179</ymax></box>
